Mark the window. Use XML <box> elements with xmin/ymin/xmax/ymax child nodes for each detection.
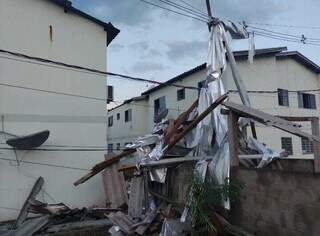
<box><xmin>278</xmin><ymin>89</ymin><xmax>289</xmax><ymax>106</ymax></box>
<box><xmin>107</xmin><ymin>86</ymin><xmax>114</xmax><ymax>103</ymax></box>
<box><xmin>298</xmin><ymin>92</ymin><xmax>316</xmax><ymax>109</ymax></box>
<box><xmin>125</xmin><ymin>109</ymin><xmax>132</xmax><ymax>122</ymax></box>
<box><xmin>117</xmin><ymin>113</ymin><xmax>120</xmax><ymax>120</ymax></box>
<box><xmin>107</xmin><ymin>143</ymin><xmax>113</xmax><ymax>152</ymax></box>
<box><xmin>177</xmin><ymin>88</ymin><xmax>185</xmax><ymax>101</ymax></box>
<box><xmin>154</xmin><ymin>96</ymin><xmax>166</xmax><ymax>116</ymax></box>
<box><xmin>281</xmin><ymin>137</ymin><xmax>293</xmax><ymax>155</ymax></box>
<box><xmin>108</xmin><ymin>116</ymin><xmax>113</xmax><ymax>127</ymax></box>
<box><xmin>198</xmin><ymin>80</ymin><xmax>206</xmax><ymax>95</ymax></box>
<box><xmin>117</xmin><ymin>143</ymin><xmax>121</xmax><ymax>150</ymax></box>
<box><xmin>301</xmin><ymin>137</ymin><xmax>313</xmax><ymax>154</ymax></box>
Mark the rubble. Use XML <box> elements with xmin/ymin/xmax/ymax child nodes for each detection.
<box><xmin>2</xmin><ymin>7</ymin><xmax>320</xmax><ymax>236</ymax></box>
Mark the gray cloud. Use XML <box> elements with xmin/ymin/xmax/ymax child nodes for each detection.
<box><xmin>73</xmin><ymin>0</ymin><xmax>157</xmax><ymax>26</ymax></box>
<box><xmin>165</xmin><ymin>40</ymin><xmax>207</xmax><ymax>61</ymax></box>
<box><xmin>148</xmin><ymin>48</ymin><xmax>162</xmax><ymax>57</ymax></box>
<box><xmin>130</xmin><ymin>41</ymin><xmax>150</xmax><ymax>51</ymax></box>
<box><xmin>131</xmin><ymin>61</ymin><xmax>167</xmax><ymax>73</ymax></box>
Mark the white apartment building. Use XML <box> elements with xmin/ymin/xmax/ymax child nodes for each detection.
<box><xmin>0</xmin><ymin>0</ymin><xmax>119</xmax><ymax>220</ymax></box>
<box><xmin>107</xmin><ymin>47</ymin><xmax>320</xmax><ymax>160</ymax></box>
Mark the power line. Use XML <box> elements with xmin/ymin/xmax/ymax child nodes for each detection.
<box><xmin>0</xmin><ymin>157</ymin><xmax>90</xmax><ymax>171</ymax></box>
<box><xmin>248</xmin><ymin>25</ymin><xmax>320</xmax><ymax>42</ymax></box>
<box><xmin>139</xmin><ymin>0</ymin><xmax>208</xmax><ymax>23</ymax></box>
<box><xmin>157</xmin><ymin>0</ymin><xmax>208</xmax><ymax>19</ymax></box>
<box><xmin>0</xmin><ymin>147</ymin><xmax>107</xmax><ymax>151</ymax></box>
<box><xmin>177</xmin><ymin>0</ymin><xmax>206</xmax><ymax>15</ymax></box>
<box><xmin>0</xmin><ymin>48</ymin><xmax>199</xmax><ymax>92</ymax></box>
<box><xmin>247</xmin><ymin>22</ymin><xmax>320</xmax><ymax>30</ymax></box>
<box><xmin>0</xmin><ymin>81</ymin><xmax>106</xmax><ymax>102</ymax></box>
<box><xmin>253</xmin><ymin>31</ymin><xmax>320</xmax><ymax>46</ymax></box>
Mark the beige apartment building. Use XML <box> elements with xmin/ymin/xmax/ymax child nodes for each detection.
<box><xmin>0</xmin><ymin>0</ymin><xmax>119</xmax><ymax>220</ymax></box>
<box><xmin>107</xmin><ymin>47</ymin><xmax>320</xmax><ymax>159</ymax></box>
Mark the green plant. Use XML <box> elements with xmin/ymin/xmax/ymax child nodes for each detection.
<box><xmin>186</xmin><ymin>173</ymin><xmax>243</xmax><ymax>235</ymax></box>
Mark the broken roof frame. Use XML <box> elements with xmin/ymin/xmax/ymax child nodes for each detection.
<box><xmin>223</xmin><ymin>101</ymin><xmax>320</xmax><ymax>173</ymax></box>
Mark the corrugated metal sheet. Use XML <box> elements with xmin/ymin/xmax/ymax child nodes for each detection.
<box><xmin>128</xmin><ymin>176</ymin><xmax>145</xmax><ymax>219</ymax></box>
<box><xmin>102</xmin><ymin>154</ymin><xmax>128</xmax><ymax>208</ymax></box>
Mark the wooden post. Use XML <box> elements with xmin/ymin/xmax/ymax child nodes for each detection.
<box><xmin>311</xmin><ymin>117</ymin><xmax>320</xmax><ymax>173</ymax></box>
<box><xmin>228</xmin><ymin>111</ymin><xmax>239</xmax><ymax>167</ymax></box>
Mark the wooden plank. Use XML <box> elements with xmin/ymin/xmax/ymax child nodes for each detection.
<box><xmin>223</xmin><ymin>101</ymin><xmax>320</xmax><ymax>143</ymax></box>
<box><xmin>14</xmin><ymin>177</ymin><xmax>44</xmax><ymax>229</ymax></box>
<box><xmin>228</xmin><ymin>111</ymin><xmax>239</xmax><ymax>167</ymax></box>
<box><xmin>166</xmin><ymin>94</ymin><xmax>228</xmax><ymax>150</ymax></box>
<box><xmin>311</xmin><ymin>117</ymin><xmax>320</xmax><ymax>173</ymax></box>
<box><xmin>74</xmin><ymin>149</ymin><xmax>135</xmax><ymax>186</ymax></box>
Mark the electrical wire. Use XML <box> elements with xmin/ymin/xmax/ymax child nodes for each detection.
<box><xmin>248</xmin><ymin>25</ymin><xmax>320</xmax><ymax>42</ymax></box>
<box><xmin>139</xmin><ymin>0</ymin><xmax>208</xmax><ymax>23</ymax></box>
<box><xmin>0</xmin><ymin>49</ymin><xmax>199</xmax><ymax>91</ymax></box>
<box><xmin>157</xmin><ymin>0</ymin><xmax>208</xmax><ymax>19</ymax></box>
<box><xmin>247</xmin><ymin>22</ymin><xmax>320</xmax><ymax>30</ymax></box>
<box><xmin>0</xmin><ymin>157</ymin><xmax>90</xmax><ymax>171</ymax></box>
<box><xmin>177</xmin><ymin>0</ymin><xmax>205</xmax><ymax>15</ymax></box>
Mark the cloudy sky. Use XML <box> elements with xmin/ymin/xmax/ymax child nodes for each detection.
<box><xmin>71</xmin><ymin>0</ymin><xmax>320</xmax><ymax>102</ymax></box>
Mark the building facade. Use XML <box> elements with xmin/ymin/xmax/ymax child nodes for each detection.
<box><xmin>0</xmin><ymin>0</ymin><xmax>119</xmax><ymax>220</ymax></box>
<box><xmin>108</xmin><ymin>47</ymin><xmax>320</xmax><ymax>160</ymax></box>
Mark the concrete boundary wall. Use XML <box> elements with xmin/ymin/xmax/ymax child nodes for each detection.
<box><xmin>231</xmin><ymin>164</ymin><xmax>320</xmax><ymax>236</ymax></box>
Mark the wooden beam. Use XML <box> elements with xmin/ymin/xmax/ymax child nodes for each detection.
<box><xmin>223</xmin><ymin>101</ymin><xmax>320</xmax><ymax>143</ymax></box>
<box><xmin>228</xmin><ymin>111</ymin><xmax>239</xmax><ymax>167</ymax></box>
<box><xmin>166</xmin><ymin>94</ymin><xmax>228</xmax><ymax>150</ymax></box>
<box><xmin>311</xmin><ymin>117</ymin><xmax>320</xmax><ymax>173</ymax></box>
<box><xmin>74</xmin><ymin>149</ymin><xmax>135</xmax><ymax>186</ymax></box>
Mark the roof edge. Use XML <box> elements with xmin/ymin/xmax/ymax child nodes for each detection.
<box><xmin>276</xmin><ymin>51</ymin><xmax>320</xmax><ymax>74</ymax></box>
<box><xmin>47</xmin><ymin>0</ymin><xmax>120</xmax><ymax>46</ymax></box>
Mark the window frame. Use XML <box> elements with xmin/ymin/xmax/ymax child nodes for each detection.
<box><xmin>108</xmin><ymin>116</ymin><xmax>113</xmax><ymax>127</ymax></box>
<box><xmin>281</xmin><ymin>137</ymin><xmax>293</xmax><ymax>155</ymax></box>
<box><xmin>125</xmin><ymin>109</ymin><xmax>132</xmax><ymax>122</ymax></box>
<box><xmin>177</xmin><ymin>88</ymin><xmax>185</xmax><ymax>101</ymax></box>
<box><xmin>278</xmin><ymin>88</ymin><xmax>289</xmax><ymax>107</ymax></box>
<box><xmin>298</xmin><ymin>92</ymin><xmax>316</xmax><ymax>109</ymax></box>
<box><xmin>301</xmin><ymin>137</ymin><xmax>313</xmax><ymax>154</ymax></box>
<box><xmin>154</xmin><ymin>96</ymin><xmax>166</xmax><ymax>116</ymax></box>
<box><xmin>107</xmin><ymin>143</ymin><xmax>113</xmax><ymax>152</ymax></box>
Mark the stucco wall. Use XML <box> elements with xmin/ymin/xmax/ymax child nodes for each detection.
<box><xmin>107</xmin><ymin>99</ymin><xmax>149</xmax><ymax>151</ymax></box>
<box><xmin>0</xmin><ymin>0</ymin><xmax>108</xmax><ymax>220</ymax></box>
<box><xmin>231</xmin><ymin>166</ymin><xmax>320</xmax><ymax>236</ymax></box>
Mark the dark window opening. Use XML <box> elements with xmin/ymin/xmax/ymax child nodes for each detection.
<box><xmin>281</xmin><ymin>137</ymin><xmax>293</xmax><ymax>155</ymax></box>
<box><xmin>125</xmin><ymin>109</ymin><xmax>132</xmax><ymax>122</ymax></box>
<box><xmin>108</xmin><ymin>116</ymin><xmax>113</xmax><ymax>127</ymax></box>
<box><xmin>108</xmin><ymin>143</ymin><xmax>113</xmax><ymax>152</ymax></box>
<box><xmin>154</xmin><ymin>96</ymin><xmax>166</xmax><ymax>117</ymax></box>
<box><xmin>117</xmin><ymin>113</ymin><xmax>120</xmax><ymax>120</ymax></box>
<box><xmin>298</xmin><ymin>92</ymin><xmax>316</xmax><ymax>109</ymax></box>
<box><xmin>301</xmin><ymin>137</ymin><xmax>313</xmax><ymax>154</ymax></box>
<box><xmin>278</xmin><ymin>89</ymin><xmax>289</xmax><ymax>106</ymax></box>
<box><xmin>107</xmin><ymin>86</ymin><xmax>114</xmax><ymax>104</ymax></box>
<box><xmin>177</xmin><ymin>88</ymin><xmax>185</xmax><ymax>101</ymax></box>
<box><xmin>117</xmin><ymin>143</ymin><xmax>121</xmax><ymax>150</ymax></box>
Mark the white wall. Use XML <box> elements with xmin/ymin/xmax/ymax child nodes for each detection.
<box><xmin>0</xmin><ymin>0</ymin><xmax>109</xmax><ymax>220</ymax></box>
<box><xmin>107</xmin><ymin>98</ymin><xmax>149</xmax><ymax>151</ymax></box>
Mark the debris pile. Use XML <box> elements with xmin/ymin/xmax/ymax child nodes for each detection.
<box><xmin>2</xmin><ymin>15</ymin><xmax>320</xmax><ymax>236</ymax></box>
